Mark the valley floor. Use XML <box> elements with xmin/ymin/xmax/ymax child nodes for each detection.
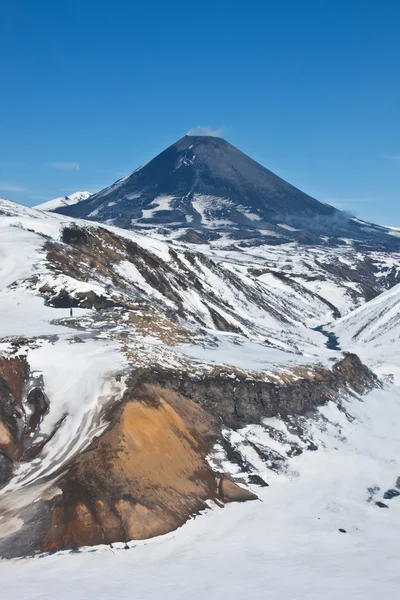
<box><xmin>2</xmin><ymin>384</ymin><xmax>400</xmax><ymax>600</ymax></box>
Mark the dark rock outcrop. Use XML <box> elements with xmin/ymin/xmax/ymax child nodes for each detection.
<box><xmin>0</xmin><ymin>356</ymin><xmax>50</xmax><ymax>481</ymax></box>
<box><xmin>131</xmin><ymin>354</ymin><xmax>378</xmax><ymax>429</ymax></box>
<box><xmin>383</xmin><ymin>489</ymin><xmax>400</xmax><ymax>500</ymax></box>
<box><xmin>0</xmin><ymin>452</ymin><xmax>13</xmax><ymax>487</ymax></box>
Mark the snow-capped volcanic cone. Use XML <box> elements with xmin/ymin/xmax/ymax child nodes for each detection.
<box><xmin>53</xmin><ymin>135</ymin><xmax>398</xmax><ymax>248</ymax></box>
<box><xmin>35</xmin><ymin>191</ymin><xmax>91</xmax><ymax>212</ymax></box>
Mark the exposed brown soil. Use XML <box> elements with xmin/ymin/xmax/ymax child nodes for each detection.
<box><xmin>44</xmin><ymin>385</ymin><xmax>256</xmax><ymax>552</ymax></box>
<box><xmin>43</xmin><ymin>353</ymin><xmax>377</xmax><ymax>552</ymax></box>
<box><xmin>128</xmin><ymin>311</ymin><xmax>192</xmax><ymax>344</ymax></box>
<box><xmin>0</xmin><ymin>356</ymin><xmax>29</xmax><ymax>410</ymax></box>
<box><xmin>0</xmin><ymin>356</ymin><xmax>29</xmax><ymax>457</ymax></box>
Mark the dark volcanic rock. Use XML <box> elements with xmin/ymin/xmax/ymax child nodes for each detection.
<box><xmin>0</xmin><ymin>451</ymin><xmax>13</xmax><ymax>487</ymax></box>
<box><xmin>0</xmin><ymin>357</ymin><xmax>51</xmax><ymax>471</ymax></box>
<box><xmin>248</xmin><ymin>474</ymin><xmax>269</xmax><ymax>487</ymax></box>
<box><xmin>383</xmin><ymin>489</ymin><xmax>400</xmax><ymax>500</ymax></box>
<box><xmin>26</xmin><ymin>387</ymin><xmax>49</xmax><ymax>434</ymax></box>
<box><xmin>0</xmin><ymin>500</ymin><xmax>52</xmax><ymax>559</ymax></box>
<box><xmin>53</xmin><ymin>135</ymin><xmax>400</xmax><ymax>249</ymax></box>
<box><xmin>132</xmin><ymin>353</ymin><xmax>378</xmax><ymax>429</ymax></box>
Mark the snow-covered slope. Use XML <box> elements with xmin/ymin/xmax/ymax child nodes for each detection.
<box><xmin>0</xmin><ymin>195</ymin><xmax>398</xmax><ymax>391</ymax></box>
<box><xmin>1</xmin><ymin>197</ymin><xmax>397</xmax><ymax>366</ymax></box>
<box><xmin>0</xmin><ymin>199</ymin><xmax>338</xmax><ymax>366</ymax></box>
<box><xmin>0</xmin><ymin>198</ymin><xmax>127</xmax><ymax>487</ymax></box>
<box><xmin>1</xmin><ymin>196</ymin><xmax>400</xmax><ymax>599</ymax></box>
<box><xmin>334</xmin><ymin>282</ymin><xmax>400</xmax><ymax>383</ymax></box>
<box><xmin>35</xmin><ymin>191</ymin><xmax>91</xmax><ymax>211</ymax></box>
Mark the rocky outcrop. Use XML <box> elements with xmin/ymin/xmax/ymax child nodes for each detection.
<box><xmin>0</xmin><ymin>356</ymin><xmax>50</xmax><ymax>486</ymax></box>
<box><xmin>40</xmin><ymin>286</ymin><xmax>120</xmax><ymax>310</ymax></box>
<box><xmin>0</xmin><ymin>349</ymin><xmax>379</xmax><ymax>558</ymax></box>
<box><xmin>0</xmin><ymin>356</ymin><xmax>29</xmax><ymax>460</ymax></box>
<box><xmin>37</xmin><ymin>221</ymin><xmax>400</xmax><ymax>348</ymax></box>
<box><xmin>42</xmin><ymin>353</ymin><xmax>377</xmax><ymax>553</ymax></box>
<box><xmin>130</xmin><ymin>354</ymin><xmax>378</xmax><ymax>429</ymax></box>
<box><xmin>44</xmin><ymin>385</ymin><xmax>256</xmax><ymax>552</ymax></box>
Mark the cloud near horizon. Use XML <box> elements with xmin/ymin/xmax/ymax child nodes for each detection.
<box><xmin>187</xmin><ymin>126</ymin><xmax>224</xmax><ymax>137</ymax></box>
<box><xmin>384</xmin><ymin>155</ymin><xmax>400</xmax><ymax>161</ymax></box>
<box><xmin>324</xmin><ymin>197</ymin><xmax>374</xmax><ymax>210</ymax></box>
<box><xmin>0</xmin><ymin>182</ymin><xmax>26</xmax><ymax>192</ymax></box>
<box><xmin>60</xmin><ymin>184</ymin><xmax>103</xmax><ymax>194</ymax></box>
<box><xmin>48</xmin><ymin>161</ymin><xmax>80</xmax><ymax>170</ymax></box>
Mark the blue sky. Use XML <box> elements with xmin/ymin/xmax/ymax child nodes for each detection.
<box><xmin>1</xmin><ymin>0</ymin><xmax>399</xmax><ymax>225</ymax></box>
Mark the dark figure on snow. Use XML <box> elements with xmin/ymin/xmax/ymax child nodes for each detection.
<box><xmin>70</xmin><ymin>307</ymin><xmax>73</xmax><ymax>317</ymax></box>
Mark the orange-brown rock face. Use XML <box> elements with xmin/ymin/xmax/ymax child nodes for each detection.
<box><xmin>0</xmin><ymin>421</ymin><xmax>14</xmax><ymax>457</ymax></box>
<box><xmin>45</xmin><ymin>386</ymin><xmax>257</xmax><ymax>552</ymax></box>
<box><xmin>0</xmin><ymin>355</ymin><xmax>50</xmax><ymax>470</ymax></box>
<box><xmin>0</xmin><ymin>356</ymin><xmax>29</xmax><ymax>408</ymax></box>
<box><xmin>0</xmin><ymin>356</ymin><xmax>29</xmax><ymax>458</ymax></box>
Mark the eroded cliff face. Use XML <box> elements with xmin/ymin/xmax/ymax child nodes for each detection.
<box><xmin>0</xmin><ymin>357</ymin><xmax>28</xmax><ymax>456</ymax></box>
<box><xmin>43</xmin><ymin>354</ymin><xmax>377</xmax><ymax>553</ymax></box>
<box><xmin>0</xmin><ymin>342</ymin><xmax>380</xmax><ymax>558</ymax></box>
<box><xmin>45</xmin><ymin>386</ymin><xmax>256</xmax><ymax>552</ymax></box>
<box><xmin>0</xmin><ymin>357</ymin><xmax>28</xmax><ymax>485</ymax></box>
<box><xmin>131</xmin><ymin>354</ymin><xmax>378</xmax><ymax>429</ymax></box>
<box><xmin>0</xmin><ymin>355</ymin><xmax>51</xmax><ymax>489</ymax></box>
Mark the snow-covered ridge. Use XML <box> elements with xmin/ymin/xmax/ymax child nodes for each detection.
<box><xmin>335</xmin><ymin>283</ymin><xmax>400</xmax><ymax>344</ymax></box>
<box><xmin>1</xmin><ymin>196</ymin><xmax>399</xmax><ymax>366</ymax></box>
<box><xmin>0</xmin><ymin>197</ymin><xmax>127</xmax><ymax>496</ymax></box>
<box><xmin>334</xmin><ymin>283</ymin><xmax>400</xmax><ymax>383</ymax></box>
<box><xmin>35</xmin><ymin>191</ymin><xmax>91</xmax><ymax>211</ymax></box>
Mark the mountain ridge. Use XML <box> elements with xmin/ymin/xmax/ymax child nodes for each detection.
<box><xmin>35</xmin><ymin>191</ymin><xmax>92</xmax><ymax>212</ymax></box>
<box><xmin>52</xmin><ymin>135</ymin><xmax>398</xmax><ymax>249</ymax></box>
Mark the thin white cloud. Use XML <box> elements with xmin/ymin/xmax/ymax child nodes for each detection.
<box><xmin>48</xmin><ymin>161</ymin><xmax>80</xmax><ymax>170</ymax></box>
<box><xmin>323</xmin><ymin>197</ymin><xmax>373</xmax><ymax>209</ymax></box>
<box><xmin>187</xmin><ymin>126</ymin><xmax>223</xmax><ymax>137</ymax></box>
<box><xmin>0</xmin><ymin>182</ymin><xmax>26</xmax><ymax>192</ymax></box>
<box><xmin>60</xmin><ymin>184</ymin><xmax>104</xmax><ymax>194</ymax></box>
<box><xmin>384</xmin><ymin>155</ymin><xmax>400</xmax><ymax>161</ymax></box>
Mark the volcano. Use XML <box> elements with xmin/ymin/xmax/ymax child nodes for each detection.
<box><xmin>53</xmin><ymin>135</ymin><xmax>397</xmax><ymax>248</ymax></box>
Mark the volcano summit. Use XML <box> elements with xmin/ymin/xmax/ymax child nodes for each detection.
<box><xmin>52</xmin><ymin>135</ymin><xmax>398</xmax><ymax>249</ymax></box>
